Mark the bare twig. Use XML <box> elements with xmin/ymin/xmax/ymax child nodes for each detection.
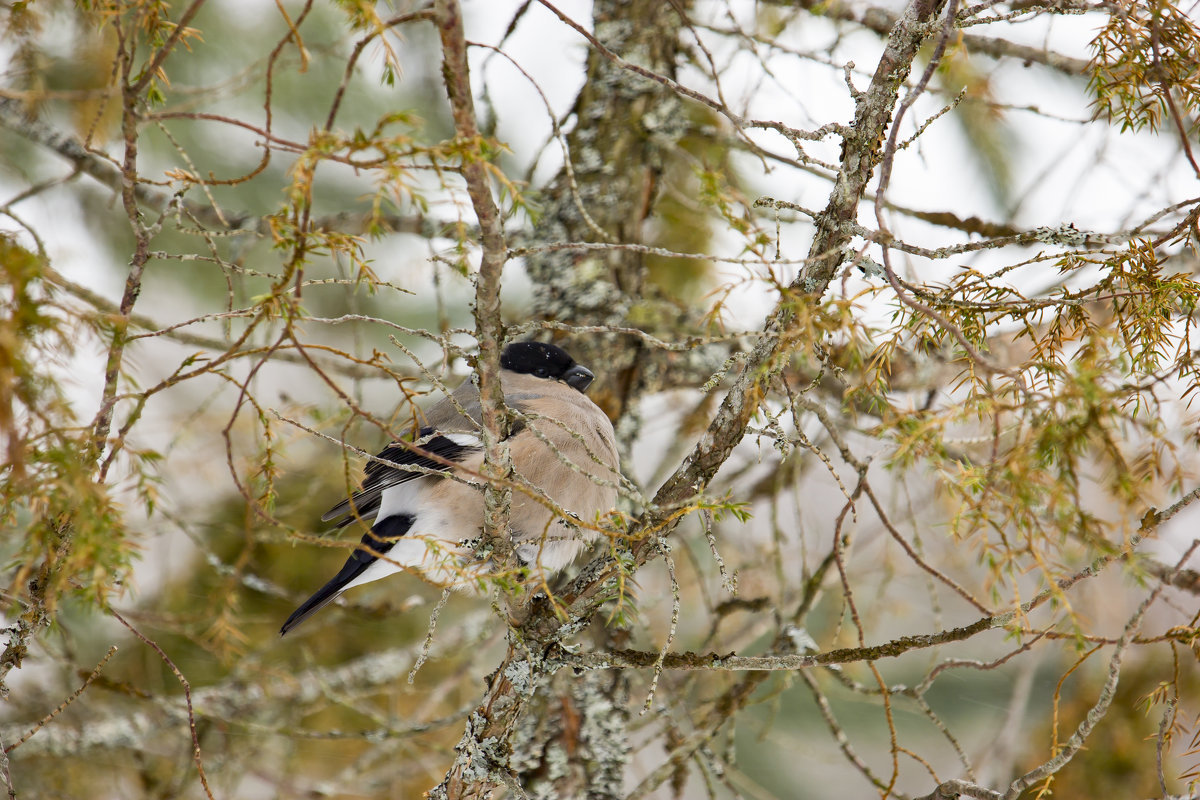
<box><xmin>1002</xmin><ymin>541</ymin><xmax>1200</xmax><ymax>799</ymax></box>
<box><xmin>4</xmin><ymin>646</ymin><xmax>118</xmax><ymax>754</ymax></box>
<box><xmin>111</xmin><ymin>611</ymin><xmax>215</xmax><ymax>800</ymax></box>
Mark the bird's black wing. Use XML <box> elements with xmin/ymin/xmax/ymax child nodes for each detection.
<box><xmin>321</xmin><ymin>428</ymin><xmax>481</xmax><ymax>526</ymax></box>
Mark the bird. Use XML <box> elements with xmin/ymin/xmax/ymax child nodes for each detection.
<box><xmin>280</xmin><ymin>341</ymin><xmax>620</xmax><ymax>635</ymax></box>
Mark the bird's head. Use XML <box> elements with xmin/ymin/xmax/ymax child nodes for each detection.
<box><xmin>499</xmin><ymin>341</ymin><xmax>594</xmax><ymax>392</ymax></box>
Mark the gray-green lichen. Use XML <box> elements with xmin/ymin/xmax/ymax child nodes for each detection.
<box><xmin>509</xmin><ymin>670</ymin><xmax>631</xmax><ymax>799</ymax></box>
<box><xmin>504</xmin><ymin>657</ymin><xmax>536</xmax><ymax>696</ymax></box>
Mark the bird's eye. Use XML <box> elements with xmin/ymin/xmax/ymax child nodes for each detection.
<box><xmin>535</xmin><ymin>367</ymin><xmax>550</xmax><ymax>378</ymax></box>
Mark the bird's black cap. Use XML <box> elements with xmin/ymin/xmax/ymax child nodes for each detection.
<box><xmin>500</xmin><ymin>341</ymin><xmax>593</xmax><ymax>392</ymax></box>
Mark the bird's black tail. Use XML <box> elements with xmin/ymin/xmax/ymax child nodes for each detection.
<box><xmin>279</xmin><ymin>514</ymin><xmax>414</xmax><ymax>636</ymax></box>
<box><xmin>279</xmin><ymin>576</ymin><xmax>348</xmax><ymax>636</ymax></box>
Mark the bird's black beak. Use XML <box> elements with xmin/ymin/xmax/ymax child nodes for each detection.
<box><xmin>563</xmin><ymin>364</ymin><xmax>594</xmax><ymax>392</ymax></box>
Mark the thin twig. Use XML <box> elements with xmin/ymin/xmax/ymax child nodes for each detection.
<box><xmin>1002</xmin><ymin>540</ymin><xmax>1200</xmax><ymax>799</ymax></box>
<box><xmin>4</xmin><ymin>646</ymin><xmax>119</xmax><ymax>753</ymax></box>
<box><xmin>111</xmin><ymin>611</ymin><xmax>216</xmax><ymax>800</ymax></box>
<box><xmin>410</xmin><ymin>588</ymin><xmax>453</xmax><ymax>684</ymax></box>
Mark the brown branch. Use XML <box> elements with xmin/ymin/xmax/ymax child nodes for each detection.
<box><xmin>429</xmin><ymin>3</ymin><xmax>518</xmax><ymax>795</ymax></box>
<box><xmin>559</xmin><ymin>525</ymin><xmax>1157</xmax><ymax>673</ymax></box>
<box><xmin>92</xmin><ymin>8</ymin><xmax>192</xmax><ymax>473</ymax></box>
<box><xmin>1149</xmin><ymin>14</ymin><xmax>1200</xmax><ymax>179</ymax></box>
<box><xmin>129</xmin><ymin>0</ymin><xmax>208</xmax><ymax>94</ymax></box>
<box><xmin>799</xmin><ymin>668</ymin><xmax>897</xmax><ymax>794</ymax></box>
<box><xmin>864</xmin><ymin>479</ymin><xmax>992</xmax><ymax>615</ymax></box>
<box><xmin>111</xmin><ymin>611</ymin><xmax>215</xmax><ymax>800</ymax></box>
<box><xmin>433</xmin><ymin>0</ymin><xmax>512</xmax><ymax>543</ymax></box>
<box><xmin>1000</xmin><ymin>541</ymin><xmax>1198</xmax><ymax>799</ymax></box>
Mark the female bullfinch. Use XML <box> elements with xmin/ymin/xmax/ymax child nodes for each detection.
<box><xmin>280</xmin><ymin>341</ymin><xmax>620</xmax><ymax>635</ymax></box>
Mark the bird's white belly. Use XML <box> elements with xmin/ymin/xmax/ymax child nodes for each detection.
<box><xmin>341</xmin><ymin>478</ymin><xmax>485</xmax><ymax>592</ymax></box>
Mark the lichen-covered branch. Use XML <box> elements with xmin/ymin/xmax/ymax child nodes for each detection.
<box><xmin>433</xmin><ymin>0</ymin><xmax>513</xmax><ymax>554</ymax></box>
